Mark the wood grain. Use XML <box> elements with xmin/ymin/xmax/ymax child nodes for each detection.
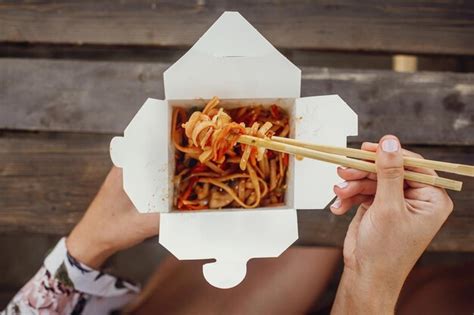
<box><xmin>0</xmin><ymin>58</ymin><xmax>167</xmax><ymax>135</ymax></box>
<box><xmin>302</xmin><ymin>68</ymin><xmax>474</xmax><ymax>146</ymax></box>
<box><xmin>2</xmin><ymin>43</ymin><xmax>470</xmax><ymax>73</ymax></box>
<box><xmin>0</xmin><ymin>132</ymin><xmax>111</xmax><ymax>234</ymax></box>
<box><xmin>1</xmin><ymin>1</ymin><xmax>474</xmax><ymax>55</ymax></box>
<box><xmin>1</xmin><ymin>58</ymin><xmax>473</xmax><ymax>144</ymax></box>
<box><xmin>0</xmin><ymin>131</ymin><xmax>472</xmax><ymax>251</ymax></box>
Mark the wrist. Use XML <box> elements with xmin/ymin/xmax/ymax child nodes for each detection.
<box><xmin>66</xmin><ymin>227</ymin><xmax>117</xmax><ymax>269</ymax></box>
<box><xmin>332</xmin><ymin>267</ymin><xmax>402</xmax><ymax>315</ymax></box>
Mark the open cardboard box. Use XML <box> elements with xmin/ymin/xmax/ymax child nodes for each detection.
<box><xmin>110</xmin><ymin>12</ymin><xmax>358</xmax><ymax>289</ymax></box>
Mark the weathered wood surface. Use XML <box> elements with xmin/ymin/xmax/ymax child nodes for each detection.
<box><xmin>1</xmin><ymin>58</ymin><xmax>474</xmax><ymax>145</ymax></box>
<box><xmin>1</xmin><ymin>131</ymin><xmax>472</xmax><ymax>251</ymax></box>
<box><xmin>0</xmin><ymin>132</ymin><xmax>110</xmax><ymax>235</ymax></box>
<box><xmin>1</xmin><ymin>1</ymin><xmax>474</xmax><ymax>55</ymax></box>
<box><xmin>2</xmin><ymin>43</ymin><xmax>471</xmax><ymax>73</ymax></box>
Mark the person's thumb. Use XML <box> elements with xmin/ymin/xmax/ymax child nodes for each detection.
<box><xmin>374</xmin><ymin>135</ymin><xmax>405</xmax><ymax>207</ymax></box>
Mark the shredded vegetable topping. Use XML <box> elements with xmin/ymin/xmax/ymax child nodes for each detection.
<box><xmin>172</xmin><ymin>97</ymin><xmax>289</xmax><ymax>210</ymax></box>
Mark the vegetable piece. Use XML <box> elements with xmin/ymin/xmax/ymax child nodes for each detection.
<box><xmin>209</xmin><ymin>190</ymin><xmax>234</xmax><ymax>208</ymax></box>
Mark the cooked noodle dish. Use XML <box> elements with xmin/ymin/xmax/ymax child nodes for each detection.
<box><xmin>172</xmin><ymin>97</ymin><xmax>290</xmax><ymax>210</ymax></box>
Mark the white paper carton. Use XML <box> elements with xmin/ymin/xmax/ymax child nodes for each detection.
<box><xmin>110</xmin><ymin>11</ymin><xmax>357</xmax><ymax>289</ymax></box>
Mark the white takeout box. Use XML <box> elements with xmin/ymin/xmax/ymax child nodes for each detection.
<box><xmin>110</xmin><ymin>12</ymin><xmax>357</xmax><ymax>289</ymax></box>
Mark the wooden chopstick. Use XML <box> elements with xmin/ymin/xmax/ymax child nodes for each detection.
<box><xmin>237</xmin><ymin>135</ymin><xmax>463</xmax><ymax>191</ymax></box>
<box><xmin>272</xmin><ymin>136</ymin><xmax>474</xmax><ymax>177</ymax></box>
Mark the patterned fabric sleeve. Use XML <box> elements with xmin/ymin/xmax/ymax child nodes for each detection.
<box><xmin>1</xmin><ymin>238</ymin><xmax>140</xmax><ymax>315</ymax></box>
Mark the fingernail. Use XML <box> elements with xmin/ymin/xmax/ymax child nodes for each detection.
<box><xmin>381</xmin><ymin>139</ymin><xmax>399</xmax><ymax>152</ymax></box>
<box><xmin>336</xmin><ymin>181</ymin><xmax>348</xmax><ymax>189</ymax></box>
<box><xmin>331</xmin><ymin>198</ymin><xmax>341</xmax><ymax>209</ymax></box>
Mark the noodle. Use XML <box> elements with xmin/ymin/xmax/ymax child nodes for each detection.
<box><xmin>172</xmin><ymin>97</ymin><xmax>289</xmax><ymax>210</ymax></box>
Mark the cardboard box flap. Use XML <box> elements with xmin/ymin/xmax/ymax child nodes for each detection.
<box><xmin>159</xmin><ymin>209</ymin><xmax>298</xmax><ymax>289</ymax></box>
<box><xmin>193</xmin><ymin>11</ymin><xmax>276</xmax><ymax>57</ymax></box>
<box><xmin>163</xmin><ymin>12</ymin><xmax>301</xmax><ymax>100</ymax></box>
<box><xmin>294</xmin><ymin>95</ymin><xmax>358</xmax><ymax>210</ymax></box>
<box><xmin>110</xmin><ymin>98</ymin><xmax>170</xmax><ymax>213</ymax></box>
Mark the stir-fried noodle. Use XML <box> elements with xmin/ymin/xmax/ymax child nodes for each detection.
<box><xmin>172</xmin><ymin>97</ymin><xmax>289</xmax><ymax>210</ymax></box>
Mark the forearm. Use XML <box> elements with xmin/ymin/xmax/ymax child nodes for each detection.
<box><xmin>67</xmin><ymin>167</ymin><xmax>139</xmax><ymax>269</ymax></box>
<box><xmin>331</xmin><ymin>268</ymin><xmax>402</xmax><ymax>315</ymax></box>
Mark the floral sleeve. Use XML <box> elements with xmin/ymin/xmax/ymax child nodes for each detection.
<box><xmin>1</xmin><ymin>238</ymin><xmax>140</xmax><ymax>315</ymax></box>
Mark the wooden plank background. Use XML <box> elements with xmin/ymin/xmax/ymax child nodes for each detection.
<box><xmin>2</xmin><ymin>58</ymin><xmax>473</xmax><ymax>144</ymax></box>
<box><xmin>1</xmin><ymin>1</ymin><xmax>474</xmax><ymax>55</ymax></box>
<box><xmin>0</xmin><ymin>1</ymin><xmax>473</xmax><ymax>255</ymax></box>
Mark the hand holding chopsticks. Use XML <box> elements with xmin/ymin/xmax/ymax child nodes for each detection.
<box><xmin>237</xmin><ymin>135</ymin><xmax>474</xmax><ymax>191</ymax></box>
<box><xmin>272</xmin><ymin>136</ymin><xmax>474</xmax><ymax>177</ymax></box>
